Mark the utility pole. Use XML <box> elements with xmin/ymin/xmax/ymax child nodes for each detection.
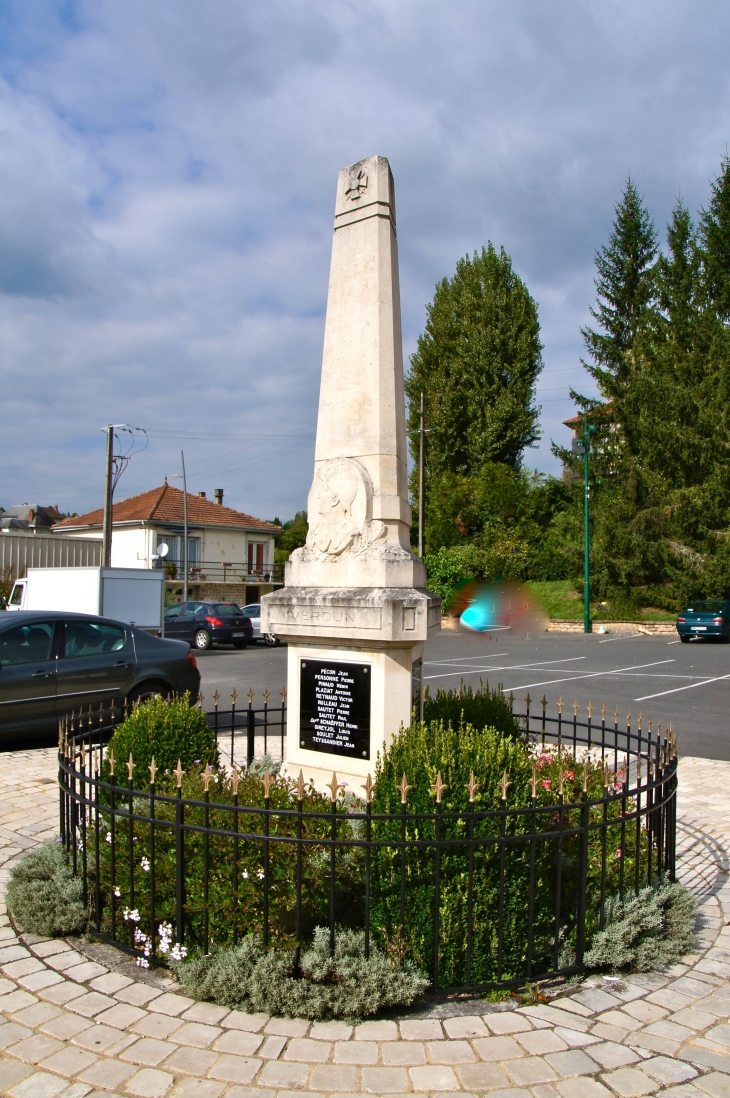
<box><xmin>181</xmin><ymin>450</ymin><xmax>189</xmax><ymax>602</ymax></box>
<box><xmin>102</xmin><ymin>425</ymin><xmax>114</xmax><ymax>568</ymax></box>
<box><xmin>418</xmin><ymin>389</ymin><xmax>425</xmax><ymax>557</ymax></box>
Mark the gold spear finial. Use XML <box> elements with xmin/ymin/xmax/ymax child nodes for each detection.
<box><xmin>174</xmin><ymin>759</ymin><xmax>185</xmax><ymax>788</ymax></box>
<box><xmin>148</xmin><ymin>756</ymin><xmax>158</xmax><ymax>785</ymax></box>
<box><xmin>281</xmin><ymin>686</ymin><xmax>287</xmax><ymax>704</ymax></box>
<box><xmin>108</xmin><ymin>750</ymin><xmax>115</xmax><ymax>777</ymax></box>
<box><xmin>263</xmin><ymin>688</ymin><xmax>270</xmax><ymax>705</ymax></box>
<box><xmin>202</xmin><ymin>764</ymin><xmax>214</xmax><ymax>793</ymax></box>
<box><xmin>603</xmin><ymin>758</ymin><xmax>610</xmax><ymax>788</ymax></box>
<box><xmin>126</xmin><ymin>753</ymin><xmax>135</xmax><ymax>781</ymax></box>
<box><xmin>261</xmin><ymin>771</ymin><xmax>274</xmax><ymax>798</ymax></box>
<box><xmin>601</xmin><ymin>702</ymin><xmax>606</xmax><ymax>721</ymax></box>
<box><xmin>296</xmin><ymin>769</ymin><xmax>306</xmax><ymax>800</ymax></box>
<box><xmin>582</xmin><ymin>759</ymin><xmax>589</xmax><ymax>793</ymax></box>
<box><xmin>531</xmin><ymin>765</ymin><xmax>538</xmax><ymax>800</ymax></box>
<box><xmin>557</xmin><ymin>697</ymin><xmax>564</xmax><ymax>714</ymax></box>
<box><xmin>230</xmin><ymin>765</ymin><xmax>242</xmax><ymax>795</ymax></box>
<box><xmin>231</xmin><ymin>689</ymin><xmax>238</xmax><ymax>705</ymax></box>
<box><xmin>247</xmin><ymin>688</ymin><xmax>254</xmax><ymax>705</ymax></box>
<box><xmin>432</xmin><ymin>772</ymin><xmax>448</xmax><ymax>804</ymax></box>
<box><xmin>573</xmin><ymin>699</ymin><xmax>579</xmax><ymax>716</ymax></box>
<box><xmin>525</xmin><ymin>693</ymin><xmax>532</xmax><ymax>708</ymax></box>
<box><xmin>465</xmin><ymin>770</ymin><xmax>479</xmax><ymax>803</ymax></box>
<box><xmin>541</xmin><ymin>695</ymin><xmax>547</xmax><ymax>711</ymax></box>
<box><xmin>396</xmin><ymin>773</ymin><xmax>413</xmax><ymax>804</ymax></box>
<box><xmin>587</xmin><ymin>701</ymin><xmax>593</xmax><ymax>719</ymax></box>
<box><xmin>213</xmin><ymin>689</ymin><xmax>220</xmax><ymax>706</ymax></box>
<box><xmin>197</xmin><ymin>693</ymin><xmax>204</xmax><ymax>708</ymax></box>
<box><xmin>361</xmin><ymin>774</ymin><xmax>374</xmax><ymax>803</ymax></box>
<box><xmin>501</xmin><ymin>770</ymin><xmax>512</xmax><ymax>801</ymax></box>
<box><xmin>326</xmin><ymin>773</ymin><xmax>343</xmax><ymax>802</ymax></box>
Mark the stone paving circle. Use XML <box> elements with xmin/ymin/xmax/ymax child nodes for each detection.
<box><xmin>2</xmin><ymin>747</ymin><xmax>730</xmax><ymax>1097</ymax></box>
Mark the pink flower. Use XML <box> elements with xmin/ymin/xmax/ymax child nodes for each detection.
<box><xmin>542</xmin><ymin>780</ymin><xmax>552</xmax><ymax>790</ymax></box>
<box><xmin>564</xmin><ymin>771</ymin><xmax>574</xmax><ymax>780</ymax></box>
<box><xmin>616</xmin><ymin>848</ymin><xmax>622</xmax><ymax>858</ymax></box>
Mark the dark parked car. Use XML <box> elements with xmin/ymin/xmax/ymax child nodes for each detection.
<box><xmin>163</xmin><ymin>601</ymin><xmax>253</xmax><ymax>650</ymax></box>
<box><xmin>676</xmin><ymin>600</ymin><xmax>730</xmax><ymax>642</ymax></box>
<box><xmin>0</xmin><ymin>611</ymin><xmax>200</xmax><ymax>740</ymax></box>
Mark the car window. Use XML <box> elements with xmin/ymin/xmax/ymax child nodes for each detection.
<box><xmin>0</xmin><ymin>622</ymin><xmax>54</xmax><ymax>665</ymax></box>
<box><xmin>165</xmin><ymin>605</ymin><xmax>184</xmax><ymax>619</ymax></box>
<box><xmin>210</xmin><ymin>604</ymin><xmax>243</xmax><ymax>618</ymax></box>
<box><xmin>186</xmin><ymin>603</ymin><xmax>207</xmax><ymax>617</ymax></box>
<box><xmin>686</xmin><ymin>601</ymin><xmax>724</xmax><ymax>613</ymax></box>
<box><xmin>242</xmin><ymin>605</ymin><xmax>260</xmax><ymax>616</ymax></box>
<box><xmin>63</xmin><ymin>621</ymin><xmax>126</xmax><ymax>658</ymax></box>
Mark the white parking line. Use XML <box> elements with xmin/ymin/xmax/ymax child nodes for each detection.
<box><xmin>635</xmin><ymin>672</ymin><xmax>730</xmax><ymax>701</ymax></box>
<box><xmin>500</xmin><ymin>659</ymin><xmax>675</xmax><ymax>695</ymax></box>
<box><xmin>424</xmin><ymin>657</ymin><xmax>587</xmax><ymax>682</ymax></box>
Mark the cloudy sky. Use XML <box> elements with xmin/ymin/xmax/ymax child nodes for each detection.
<box><xmin>1</xmin><ymin>0</ymin><xmax>728</xmax><ymax>523</ymax></box>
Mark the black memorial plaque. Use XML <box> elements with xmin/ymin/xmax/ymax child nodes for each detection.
<box><xmin>299</xmin><ymin>660</ymin><xmax>371</xmax><ymax>759</ymax></box>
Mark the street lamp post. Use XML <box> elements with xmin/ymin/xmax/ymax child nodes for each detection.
<box><xmin>170</xmin><ymin>452</ymin><xmax>189</xmax><ymax>602</ymax></box>
<box><xmin>578</xmin><ymin>412</ymin><xmax>596</xmax><ymax>635</ymax></box>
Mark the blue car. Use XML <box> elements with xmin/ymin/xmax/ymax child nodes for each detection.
<box><xmin>676</xmin><ymin>600</ymin><xmax>730</xmax><ymax>643</ymax></box>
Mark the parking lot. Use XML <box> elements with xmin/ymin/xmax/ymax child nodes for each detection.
<box><xmin>199</xmin><ymin>627</ymin><xmax>730</xmax><ymax>761</ymax></box>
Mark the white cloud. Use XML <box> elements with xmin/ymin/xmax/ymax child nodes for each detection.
<box><xmin>1</xmin><ymin>0</ymin><xmax>729</xmax><ymax>519</ymax></box>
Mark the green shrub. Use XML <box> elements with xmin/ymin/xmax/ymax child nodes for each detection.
<box><xmin>423</xmin><ymin>681</ymin><xmax>520</xmax><ymax>739</ymax></box>
<box><xmin>7</xmin><ymin>841</ymin><xmax>86</xmax><ymax>937</ymax></box>
<box><xmin>175</xmin><ymin>926</ymin><xmax>429</xmax><ymax>1021</ymax></box>
<box><xmin>584</xmin><ymin>880</ymin><xmax>697</xmax><ymax>972</ymax></box>
<box><xmin>102</xmin><ymin>695</ymin><xmax>218</xmax><ymax>783</ymax></box>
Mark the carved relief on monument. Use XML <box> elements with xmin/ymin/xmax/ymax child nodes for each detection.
<box><xmin>345</xmin><ymin>168</ymin><xmax>368</xmax><ymax>202</ymax></box>
<box><xmin>301</xmin><ymin>457</ymin><xmax>386</xmax><ymax>559</ymax></box>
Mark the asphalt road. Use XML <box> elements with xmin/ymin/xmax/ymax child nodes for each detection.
<box><xmin>198</xmin><ymin>628</ymin><xmax>730</xmax><ymax>761</ymax></box>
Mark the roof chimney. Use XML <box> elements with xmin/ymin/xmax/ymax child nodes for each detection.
<box><xmin>214</xmin><ymin>488</ymin><xmax>224</xmax><ymax>506</ymax></box>
<box><xmin>198</xmin><ymin>491</ymin><xmax>206</xmax><ymax>499</ymax></box>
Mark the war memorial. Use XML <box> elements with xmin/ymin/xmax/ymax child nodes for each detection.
<box><xmin>261</xmin><ymin>155</ymin><xmax>441</xmax><ymax>789</ymax></box>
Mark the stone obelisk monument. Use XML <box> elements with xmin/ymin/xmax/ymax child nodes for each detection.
<box><xmin>261</xmin><ymin>155</ymin><xmax>440</xmax><ymax>788</ymax></box>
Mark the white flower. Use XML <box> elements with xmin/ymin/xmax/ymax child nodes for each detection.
<box><xmin>242</xmin><ymin>870</ymin><xmax>249</xmax><ymax>879</ymax></box>
<box><xmin>170</xmin><ymin>943</ymin><xmax>187</xmax><ymax>961</ymax></box>
<box><xmin>105</xmin><ymin>832</ymin><xmax>112</xmax><ymax>844</ymax></box>
<box><xmin>113</xmin><ymin>887</ymin><xmax>121</xmax><ymax>898</ymax></box>
<box><xmin>123</xmin><ymin>908</ymin><xmax>140</xmax><ymax>923</ymax></box>
<box><xmin>140</xmin><ymin>856</ymin><xmax>150</xmax><ymax>872</ymax></box>
<box><xmin>256</xmin><ymin>868</ymin><xmax>265</xmax><ymax>880</ymax></box>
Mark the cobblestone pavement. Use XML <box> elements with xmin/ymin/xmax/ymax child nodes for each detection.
<box><xmin>2</xmin><ymin>749</ymin><xmax>730</xmax><ymax>1097</ymax></box>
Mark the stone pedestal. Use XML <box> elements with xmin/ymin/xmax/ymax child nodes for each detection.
<box><xmin>261</xmin><ymin>155</ymin><xmax>440</xmax><ymax>789</ymax></box>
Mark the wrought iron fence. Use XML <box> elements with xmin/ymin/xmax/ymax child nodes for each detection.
<box><xmin>58</xmin><ymin>696</ymin><xmax>677</xmax><ymax>992</ymax></box>
<box><xmin>157</xmin><ymin>560</ymin><xmax>284</xmax><ymax>585</ymax></box>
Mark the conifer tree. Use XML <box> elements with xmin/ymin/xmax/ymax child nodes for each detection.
<box><xmin>406</xmin><ymin>244</ymin><xmax>543</xmax><ymax>494</ymax></box>
<box><xmin>581</xmin><ymin>177</ymin><xmax>658</xmax><ymax>461</ymax></box>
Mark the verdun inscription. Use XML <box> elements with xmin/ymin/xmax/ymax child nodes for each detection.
<box><xmin>300</xmin><ymin>660</ymin><xmax>371</xmax><ymax>759</ymax></box>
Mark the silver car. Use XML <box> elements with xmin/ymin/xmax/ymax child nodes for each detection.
<box><xmin>240</xmin><ymin>604</ymin><xmax>281</xmax><ymax>646</ymax></box>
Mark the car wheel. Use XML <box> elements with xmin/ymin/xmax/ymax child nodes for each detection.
<box><xmin>680</xmin><ymin>634</ymin><xmax>690</xmax><ymax>643</ymax></box>
<box><xmin>194</xmin><ymin>629</ymin><xmax>211</xmax><ymax>650</ymax></box>
<box><xmin>127</xmin><ymin>681</ymin><xmax>171</xmax><ymax>706</ymax></box>
<box><xmin>264</xmin><ymin>633</ymin><xmax>280</xmax><ymax>647</ymax></box>
<box><xmin>232</xmin><ymin>640</ymin><xmax>248</xmax><ymax>649</ymax></box>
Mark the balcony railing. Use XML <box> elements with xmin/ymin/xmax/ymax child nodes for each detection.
<box><xmin>157</xmin><ymin>560</ymin><xmax>284</xmax><ymax>585</ymax></box>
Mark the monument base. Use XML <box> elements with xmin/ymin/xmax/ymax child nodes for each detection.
<box><xmin>262</xmin><ymin>586</ymin><xmax>440</xmax><ymax>791</ymax></box>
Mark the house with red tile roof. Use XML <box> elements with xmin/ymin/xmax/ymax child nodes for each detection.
<box><xmin>54</xmin><ymin>483</ymin><xmax>281</xmax><ymax>602</ymax></box>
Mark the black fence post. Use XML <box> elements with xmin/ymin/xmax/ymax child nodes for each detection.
<box><xmin>575</xmin><ymin>767</ymin><xmax>590</xmax><ymax>969</ymax></box>
<box><xmin>247</xmin><ymin>708</ymin><xmax>255</xmax><ymax>768</ymax></box>
<box><xmin>174</xmin><ymin>760</ymin><xmax>185</xmax><ymax>950</ymax></box>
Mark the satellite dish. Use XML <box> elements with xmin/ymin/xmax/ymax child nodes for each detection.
<box><xmin>156</xmin><ymin>543</ymin><xmax>169</xmax><ymax>558</ymax></box>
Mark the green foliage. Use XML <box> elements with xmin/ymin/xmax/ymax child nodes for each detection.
<box><xmin>175</xmin><ymin>927</ymin><xmax>428</xmax><ymax>1021</ymax></box>
<box><xmin>584</xmin><ymin>880</ymin><xmax>696</xmax><ymax>972</ymax></box>
<box><xmin>275</xmin><ymin>511</ymin><xmax>308</xmax><ymax>563</ymax></box>
<box><xmin>407</xmin><ymin>244</ymin><xmax>543</xmax><ymax>546</ymax></box>
<box><xmin>370</xmin><ymin>714</ymin><xmax>638</xmax><ymax>987</ymax></box>
<box><xmin>103</xmin><ymin>696</ymin><xmax>218</xmax><ymax>783</ymax></box>
<box><xmin>7</xmin><ymin>841</ymin><xmax>86</xmax><ymax>937</ymax></box>
<box><xmin>423</xmin><ymin>681</ymin><xmax>520</xmax><ymax>740</ymax></box>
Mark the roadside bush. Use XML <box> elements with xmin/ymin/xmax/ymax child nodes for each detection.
<box><xmin>7</xmin><ymin>841</ymin><xmax>86</xmax><ymax>937</ymax></box>
<box><xmin>584</xmin><ymin>880</ymin><xmax>697</xmax><ymax>972</ymax></box>
<box><xmin>102</xmin><ymin>695</ymin><xmax>218</xmax><ymax>783</ymax></box>
<box><xmin>175</xmin><ymin>926</ymin><xmax>429</xmax><ymax>1021</ymax></box>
